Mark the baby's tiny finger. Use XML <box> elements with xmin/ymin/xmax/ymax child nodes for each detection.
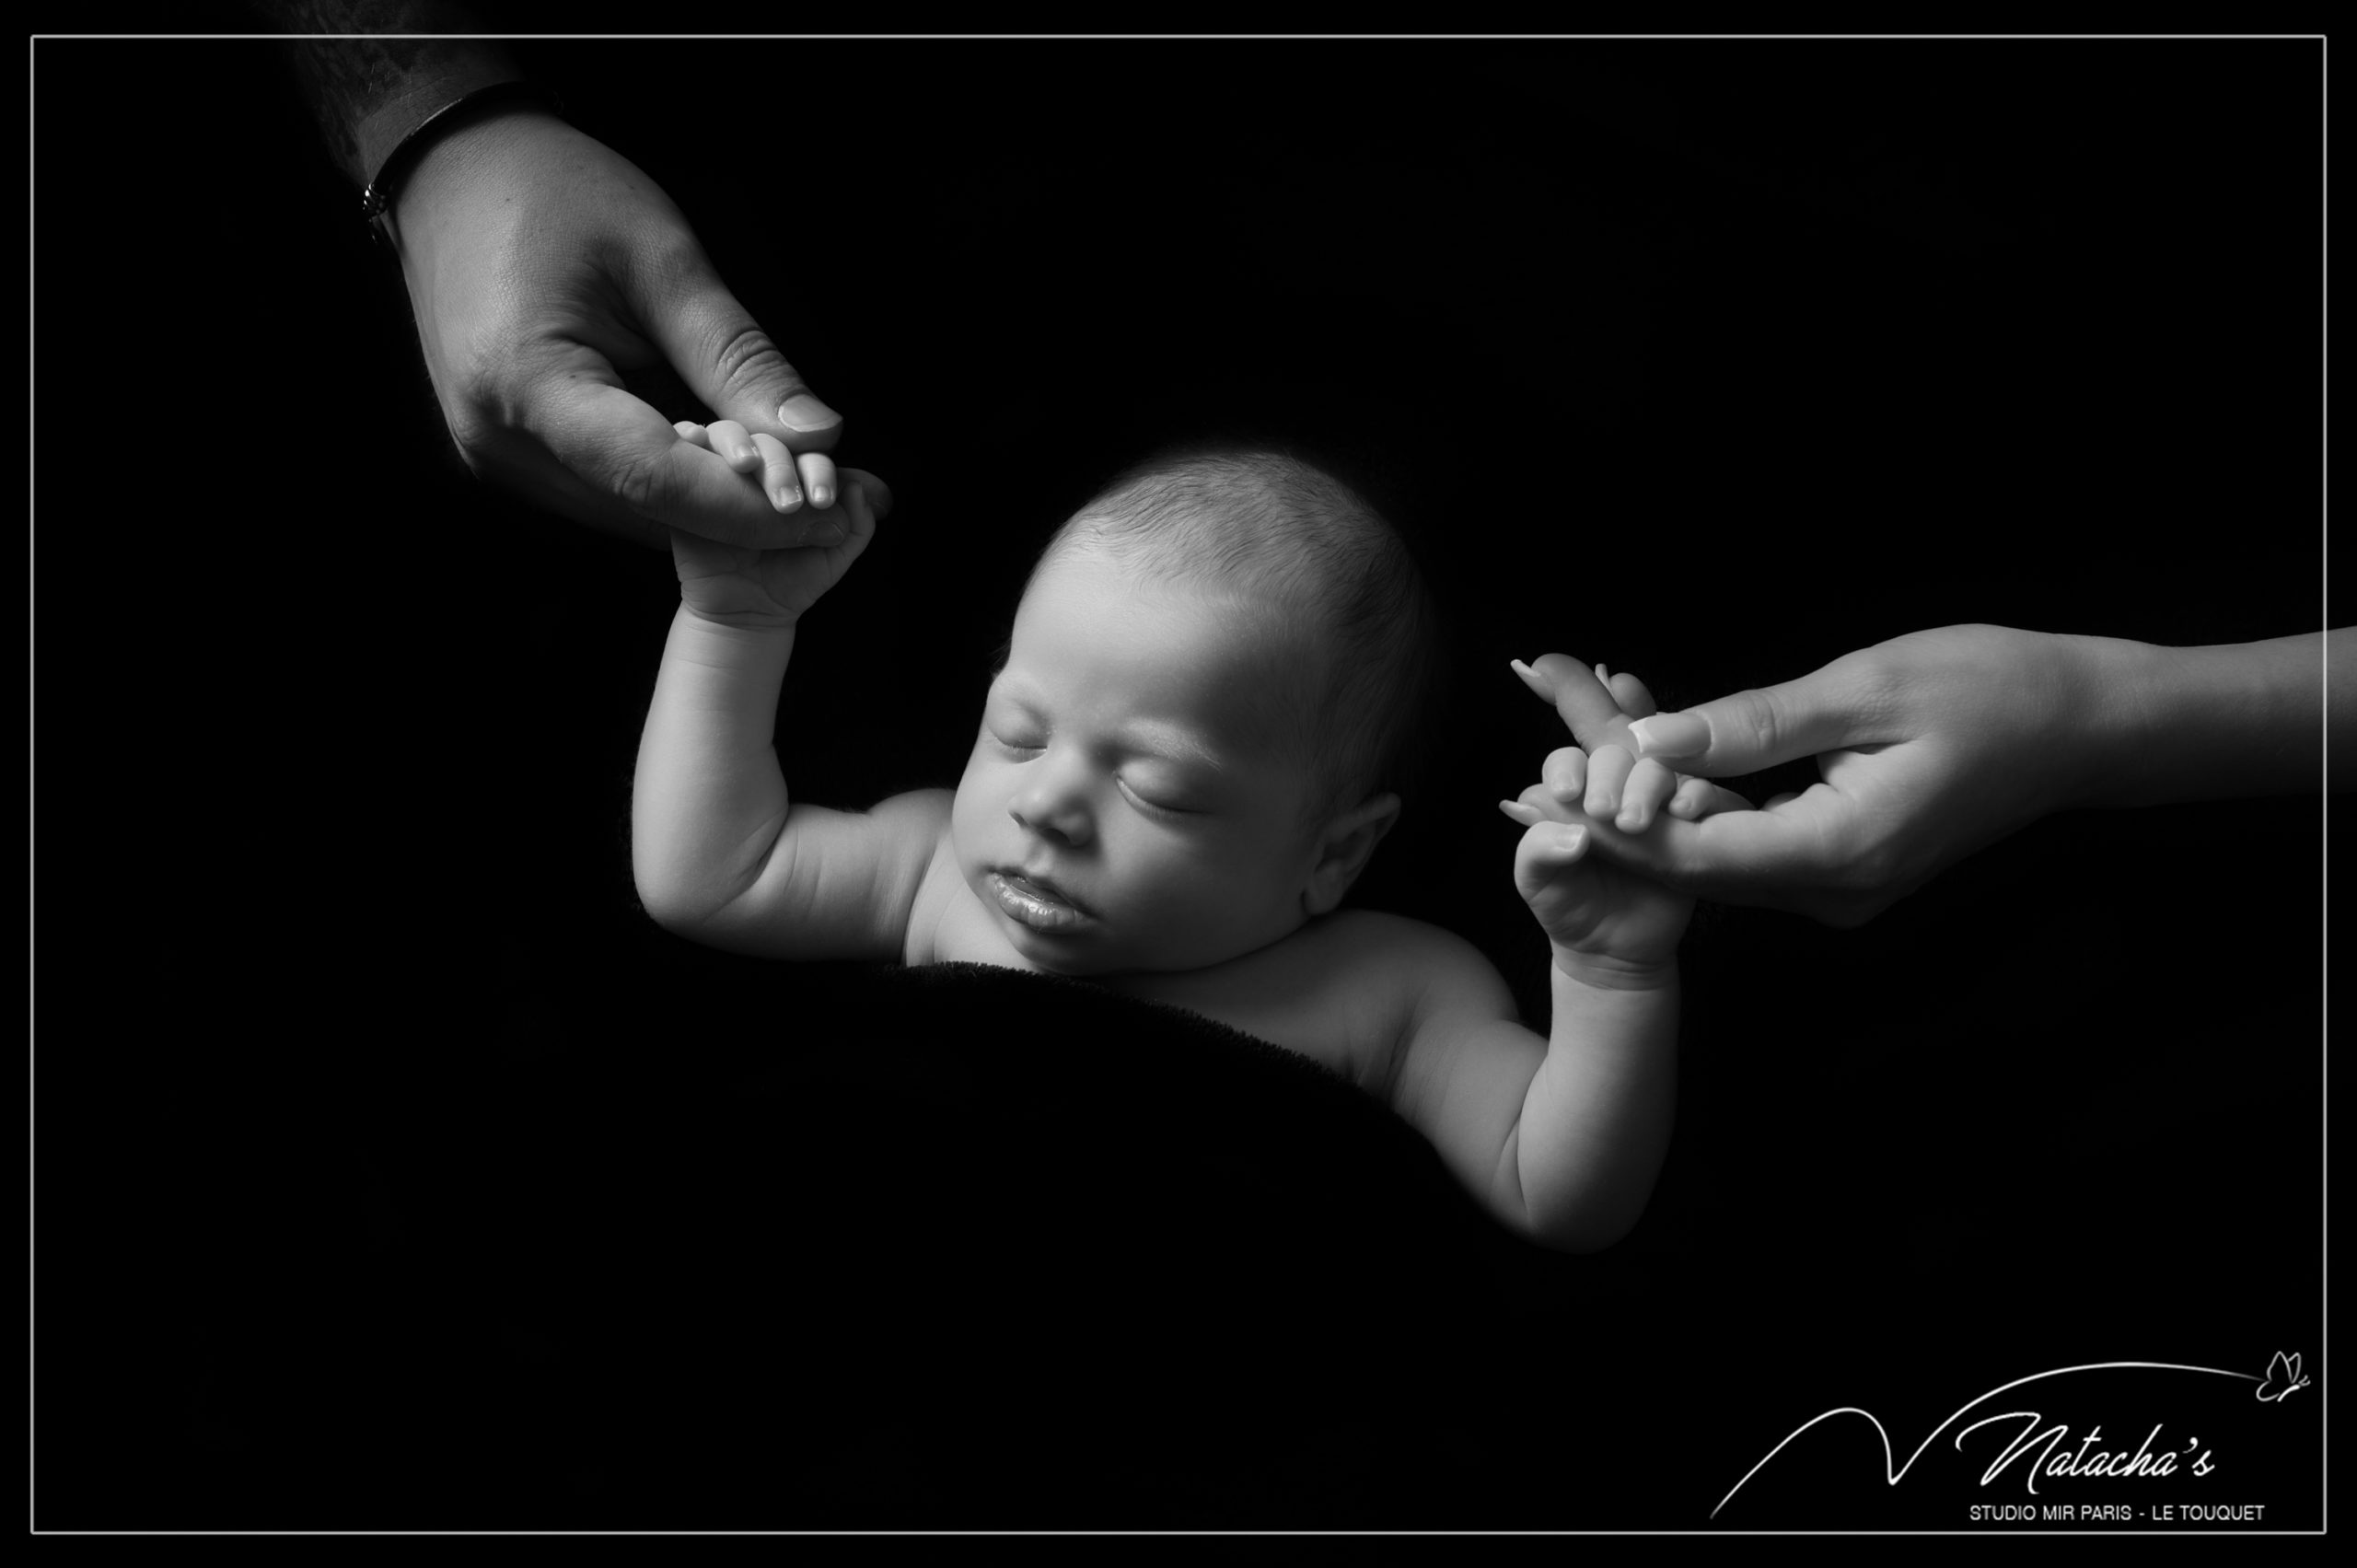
<box><xmin>1584</xmin><ymin>743</ymin><xmax>1635</xmax><ymax>820</ymax></box>
<box><xmin>1617</xmin><ymin>757</ymin><xmax>1677</xmax><ymax>833</ymax></box>
<box><xmin>749</xmin><ymin>431</ymin><xmax>805</xmax><ymax>514</ymax></box>
<box><xmin>1668</xmin><ymin>776</ymin><xmax>1716</xmax><ymax>819</ymax></box>
<box><xmin>1680</xmin><ymin>778</ymin><xmax>1756</xmax><ymax>819</ymax></box>
<box><xmin>707</xmin><ymin>419</ymin><xmax>761</xmax><ymax>472</ymax></box>
<box><xmin>673</xmin><ymin>421</ymin><xmax>710</xmax><ymax>446</ymax></box>
<box><xmin>1540</xmin><ymin>745</ymin><xmax>1588</xmax><ymax>806</ymax></box>
<box><xmin>796</xmin><ymin>449</ymin><xmax>839</xmax><ymax>510</ymax></box>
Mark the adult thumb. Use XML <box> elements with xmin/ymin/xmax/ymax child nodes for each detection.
<box><xmin>639</xmin><ymin>248</ymin><xmax>843</xmax><ymax>452</ymax></box>
<box><xmin>1624</xmin><ymin>661</ymin><xmax>1873</xmax><ymax>776</ymax></box>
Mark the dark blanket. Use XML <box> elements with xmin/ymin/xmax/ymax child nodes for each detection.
<box><xmin>172</xmin><ymin>956</ymin><xmax>1647</xmax><ymax>1529</ymax></box>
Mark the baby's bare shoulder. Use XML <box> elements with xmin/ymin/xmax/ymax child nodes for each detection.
<box><xmin>1306</xmin><ymin>909</ymin><xmax>1515</xmax><ymax>1002</ymax></box>
<box><xmin>1280</xmin><ymin>911</ymin><xmax>1520</xmax><ymax>1069</ymax></box>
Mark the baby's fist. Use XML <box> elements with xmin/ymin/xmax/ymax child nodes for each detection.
<box><xmin>1502</xmin><ymin>777</ymin><xmax>1692</xmax><ymax>981</ymax></box>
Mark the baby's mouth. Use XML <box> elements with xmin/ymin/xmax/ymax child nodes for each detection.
<box><xmin>989</xmin><ymin>870</ymin><xmax>1095</xmax><ymax>933</ymax></box>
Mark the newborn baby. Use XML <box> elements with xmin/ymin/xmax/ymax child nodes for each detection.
<box><xmin>633</xmin><ymin>439</ymin><xmax>1720</xmax><ymax>1251</ymax></box>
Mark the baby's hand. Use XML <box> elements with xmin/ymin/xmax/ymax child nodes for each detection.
<box><xmin>1500</xmin><ymin>763</ymin><xmax>1697</xmax><ymax>978</ymax></box>
<box><xmin>1499</xmin><ymin>656</ymin><xmax>1754</xmax><ymax>979</ymax></box>
<box><xmin>668</xmin><ymin>420</ymin><xmax>891</xmax><ymax>629</ymax></box>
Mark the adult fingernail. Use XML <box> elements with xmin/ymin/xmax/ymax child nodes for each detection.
<box><xmin>777</xmin><ymin>393</ymin><xmax>841</xmax><ymax>433</ymax></box>
<box><xmin>1628</xmin><ymin>712</ymin><xmax>1710</xmax><ymax>759</ymax></box>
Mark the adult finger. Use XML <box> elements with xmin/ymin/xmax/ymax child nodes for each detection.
<box><xmin>633</xmin><ymin>245</ymin><xmax>843</xmax><ymax>453</ymax></box>
<box><xmin>1578</xmin><ymin>786</ymin><xmax>1864</xmax><ymax>916</ymax></box>
<box><xmin>1622</xmin><ymin>658</ymin><xmax>1882</xmax><ymax>778</ymax></box>
<box><xmin>1605</xmin><ymin>669</ymin><xmax>1658</xmax><ymax>719</ymax></box>
<box><xmin>1515</xmin><ymin>654</ymin><xmax>1631</xmax><ymax>752</ymax></box>
<box><xmin>1509</xmin><ymin>782</ymin><xmax>1577</xmax><ymax>823</ymax></box>
<box><xmin>838</xmin><ymin>469</ymin><xmax>894</xmax><ymax>519</ymax></box>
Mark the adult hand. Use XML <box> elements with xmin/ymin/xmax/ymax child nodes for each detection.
<box><xmin>1515</xmin><ymin>626</ymin><xmax>2104</xmax><ymax>926</ymax></box>
<box><xmin>390</xmin><ymin>108</ymin><xmax>846</xmax><ymax>549</ymax></box>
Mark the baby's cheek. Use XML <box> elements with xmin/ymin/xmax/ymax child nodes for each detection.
<box><xmin>947</xmin><ymin>753</ymin><xmax>1000</xmax><ymax>855</ymax></box>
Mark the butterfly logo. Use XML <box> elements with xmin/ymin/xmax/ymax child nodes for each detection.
<box><xmin>2255</xmin><ymin>1352</ymin><xmax>2310</xmax><ymax>1403</ymax></box>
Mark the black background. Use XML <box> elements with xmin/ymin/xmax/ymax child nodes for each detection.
<box><xmin>34</xmin><ymin>27</ymin><xmax>2326</xmax><ymax>1529</ymax></box>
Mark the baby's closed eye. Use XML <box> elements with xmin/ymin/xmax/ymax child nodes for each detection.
<box><xmin>983</xmin><ymin>714</ymin><xmax>1047</xmax><ymax>752</ymax></box>
<box><xmin>1117</xmin><ymin>775</ymin><xmax>1204</xmax><ymax>817</ymax></box>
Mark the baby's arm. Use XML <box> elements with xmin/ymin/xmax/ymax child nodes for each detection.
<box><xmin>632</xmin><ymin>436</ymin><xmax>939</xmax><ymax>959</ymax></box>
<box><xmin>1387</xmin><ymin>806</ymin><xmax>1686</xmax><ymax>1254</ymax></box>
<box><xmin>1387</xmin><ymin>668</ymin><xmax>1735</xmax><ymax>1251</ymax></box>
<box><xmin>1387</xmin><ymin>928</ymin><xmax>1678</xmax><ymax>1256</ymax></box>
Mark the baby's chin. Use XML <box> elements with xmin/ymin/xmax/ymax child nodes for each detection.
<box><xmin>1002</xmin><ymin>927</ymin><xmax>1154</xmax><ymax>981</ymax></box>
<box><xmin>999</xmin><ymin>920</ymin><xmax>1233</xmax><ymax>982</ymax></box>
<box><xmin>963</xmin><ymin>862</ymin><xmax>1290</xmax><ymax>980</ymax></box>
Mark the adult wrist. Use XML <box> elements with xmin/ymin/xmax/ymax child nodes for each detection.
<box><xmin>362</xmin><ymin>72</ymin><xmax>557</xmax><ymax>248</ymax></box>
<box><xmin>2050</xmin><ymin>632</ymin><xmax>2162</xmax><ymax>811</ymax></box>
<box><xmin>2061</xmin><ymin>631</ymin><xmax>2325</xmax><ymax>809</ymax></box>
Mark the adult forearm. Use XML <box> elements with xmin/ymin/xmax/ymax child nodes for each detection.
<box><xmin>251</xmin><ymin>0</ymin><xmax>521</xmax><ymax>185</ymax></box>
<box><xmin>2070</xmin><ymin>630</ymin><xmax>2341</xmax><ymax>809</ymax></box>
<box><xmin>1512</xmin><ymin>962</ymin><xmax>1679</xmax><ymax>1253</ymax></box>
<box><xmin>633</xmin><ymin>609</ymin><xmax>798</xmax><ymax>927</ymax></box>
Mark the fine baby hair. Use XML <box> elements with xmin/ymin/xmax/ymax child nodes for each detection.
<box><xmin>1033</xmin><ymin>444</ymin><xmax>1445</xmax><ymax>827</ymax></box>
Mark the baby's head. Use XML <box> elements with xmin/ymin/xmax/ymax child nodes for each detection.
<box><xmin>951</xmin><ymin>446</ymin><xmax>1439</xmax><ymax>977</ymax></box>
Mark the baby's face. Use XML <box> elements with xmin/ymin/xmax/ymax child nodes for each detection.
<box><xmin>951</xmin><ymin>547</ymin><xmax>1328</xmax><ymax>978</ymax></box>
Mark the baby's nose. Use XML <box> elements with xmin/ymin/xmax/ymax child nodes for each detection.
<box><xmin>1008</xmin><ymin>773</ymin><xmax>1093</xmax><ymax>847</ymax></box>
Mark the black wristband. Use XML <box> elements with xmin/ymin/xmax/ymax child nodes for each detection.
<box><xmin>359</xmin><ymin>79</ymin><xmax>557</xmax><ymax>246</ymax></box>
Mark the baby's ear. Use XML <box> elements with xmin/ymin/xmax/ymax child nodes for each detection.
<box><xmin>1303</xmin><ymin>794</ymin><xmax>1401</xmax><ymax>916</ymax></box>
